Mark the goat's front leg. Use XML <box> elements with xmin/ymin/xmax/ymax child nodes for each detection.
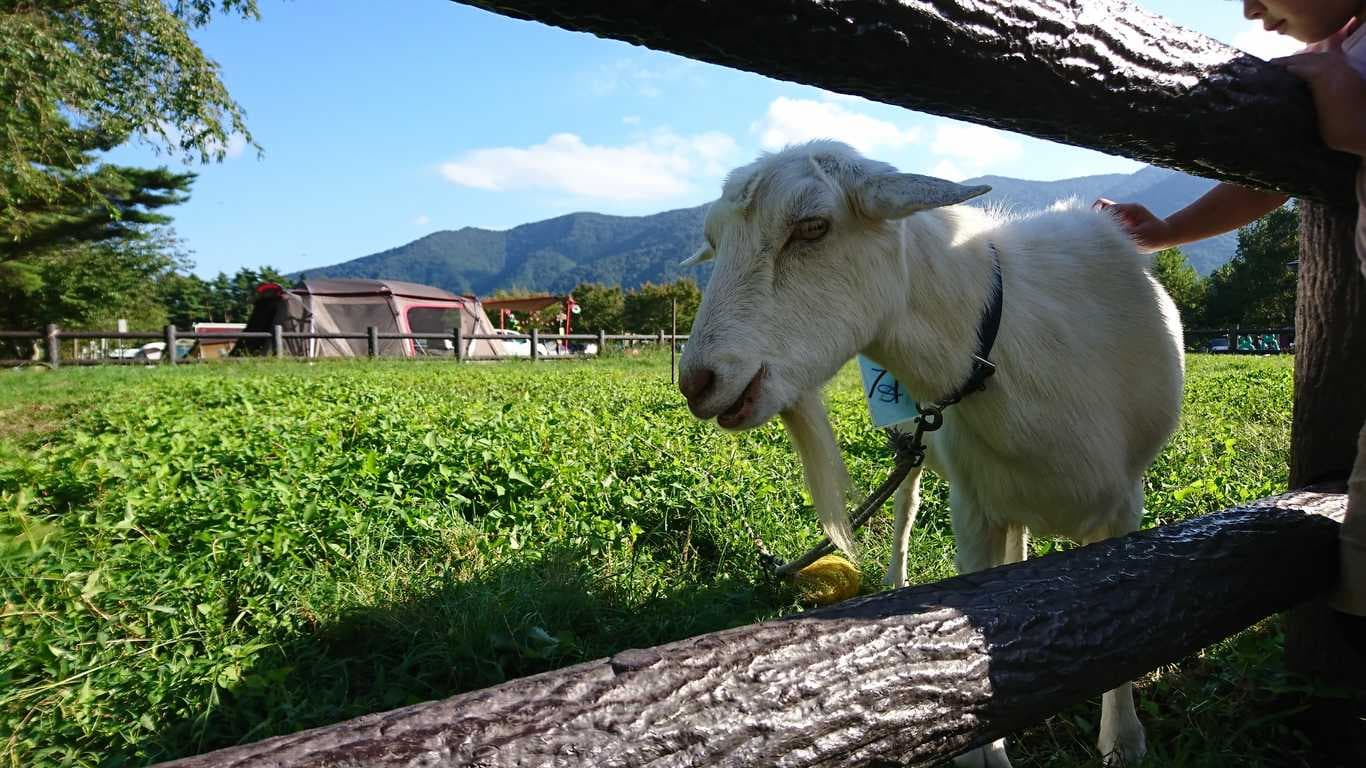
<box><xmin>884</xmin><ymin>465</ymin><xmax>924</xmax><ymax>589</ymax></box>
<box><xmin>1087</xmin><ymin>504</ymin><xmax>1147</xmax><ymax>767</ymax></box>
<box><xmin>950</xmin><ymin>500</ymin><xmax>1015</xmax><ymax>768</ymax></box>
<box><xmin>1097</xmin><ymin>686</ymin><xmax>1144</xmax><ymax>767</ymax></box>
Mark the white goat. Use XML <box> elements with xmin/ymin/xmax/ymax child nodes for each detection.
<box><xmin>677</xmin><ymin>141</ymin><xmax>1184</xmax><ymax>768</ymax></box>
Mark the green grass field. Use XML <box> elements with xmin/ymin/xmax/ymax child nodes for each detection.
<box><xmin>0</xmin><ymin>353</ymin><xmax>1327</xmax><ymax>766</ymax></box>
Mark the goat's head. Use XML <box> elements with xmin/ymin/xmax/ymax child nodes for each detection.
<box><xmin>677</xmin><ymin>141</ymin><xmax>989</xmax><ymax>430</ymax></box>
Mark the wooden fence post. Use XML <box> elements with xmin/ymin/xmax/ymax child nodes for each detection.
<box><xmin>164</xmin><ymin>325</ymin><xmax>177</xmax><ymax>367</ymax></box>
<box><xmin>453</xmin><ymin>325</ymin><xmax>464</xmax><ymax>362</ymax></box>
<box><xmin>366</xmin><ymin>326</ymin><xmax>378</xmax><ymax>358</ymax></box>
<box><xmin>273</xmin><ymin>325</ymin><xmax>286</xmax><ymax>359</ymax></box>
<box><xmin>530</xmin><ymin>329</ymin><xmax>539</xmax><ymax>362</ymax></box>
<box><xmin>671</xmin><ymin>300</ymin><xmax>677</xmax><ymax>385</ymax></box>
<box><xmin>1284</xmin><ymin>201</ymin><xmax>1366</xmax><ymax>695</ymax></box>
<box><xmin>44</xmin><ymin>324</ymin><xmax>59</xmax><ymax>368</ymax></box>
<box><xmin>597</xmin><ymin>329</ymin><xmax>606</xmax><ymax>358</ymax></box>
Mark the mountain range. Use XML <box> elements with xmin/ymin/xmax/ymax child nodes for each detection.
<box><xmin>294</xmin><ymin>166</ymin><xmax>1233</xmax><ymax>295</ymax></box>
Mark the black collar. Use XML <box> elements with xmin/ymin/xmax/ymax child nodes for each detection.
<box><xmin>935</xmin><ymin>243</ymin><xmax>1003</xmax><ymax>407</ymax></box>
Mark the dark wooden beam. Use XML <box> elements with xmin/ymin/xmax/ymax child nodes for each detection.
<box><xmin>152</xmin><ymin>489</ymin><xmax>1345</xmax><ymax>768</ymax></box>
<box><xmin>1285</xmin><ymin>203</ymin><xmax>1366</xmax><ymax>690</ymax></box>
<box><xmin>1292</xmin><ymin>203</ymin><xmax>1366</xmax><ymax>488</ymax></box>
<box><xmin>451</xmin><ymin>0</ymin><xmax>1356</xmax><ymax>206</ymax></box>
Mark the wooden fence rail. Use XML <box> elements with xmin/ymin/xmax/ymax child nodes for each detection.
<box><xmin>0</xmin><ymin>326</ymin><xmax>689</xmax><ymax>367</ymax></box>
<box><xmin>7</xmin><ymin>324</ymin><xmax>1290</xmax><ymax>365</ymax></box>
<box><xmin>150</xmin><ymin>487</ymin><xmax>1346</xmax><ymax>768</ymax></box>
<box><xmin>451</xmin><ymin>0</ymin><xmax>1355</xmax><ymax>206</ymax></box>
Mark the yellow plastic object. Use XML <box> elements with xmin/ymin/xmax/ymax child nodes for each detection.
<box><xmin>793</xmin><ymin>554</ymin><xmax>862</xmax><ymax>605</ymax></box>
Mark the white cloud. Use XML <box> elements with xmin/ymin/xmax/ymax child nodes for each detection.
<box><xmin>931</xmin><ymin>122</ymin><xmax>1023</xmax><ymax>165</ymax></box>
<box><xmin>751</xmin><ymin>97</ymin><xmax>919</xmax><ymax>155</ymax></box>
<box><xmin>814</xmin><ymin>88</ymin><xmax>864</xmax><ymax>103</ymax></box>
<box><xmin>414</xmin><ymin>215</ymin><xmax>430</xmax><ymax>227</ymax></box>
<box><xmin>1230</xmin><ymin>22</ymin><xmax>1303</xmax><ymax>60</ymax></box>
<box><xmin>929</xmin><ymin>160</ymin><xmax>970</xmax><ymax>182</ymax></box>
<box><xmin>587</xmin><ymin>58</ymin><xmax>697</xmax><ymax>99</ymax></box>
<box><xmin>439</xmin><ymin>129</ymin><xmax>739</xmax><ymax>201</ymax></box>
<box><xmin>926</xmin><ymin>121</ymin><xmax>1023</xmax><ymax>178</ymax></box>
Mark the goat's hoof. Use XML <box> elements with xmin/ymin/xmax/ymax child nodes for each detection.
<box><xmin>1099</xmin><ymin>725</ymin><xmax>1146</xmax><ymax>766</ymax></box>
<box><xmin>952</xmin><ymin>739</ymin><xmax>1012</xmax><ymax>768</ymax></box>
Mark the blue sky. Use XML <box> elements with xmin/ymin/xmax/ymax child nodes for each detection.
<box><xmin>103</xmin><ymin>0</ymin><xmax>1302</xmax><ymax>278</ymax></box>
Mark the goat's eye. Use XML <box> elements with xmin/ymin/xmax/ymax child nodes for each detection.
<box><xmin>793</xmin><ymin>217</ymin><xmax>830</xmax><ymax>241</ymax></box>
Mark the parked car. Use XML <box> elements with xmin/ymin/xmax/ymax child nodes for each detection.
<box><xmin>131</xmin><ymin>342</ymin><xmax>166</xmax><ymax>362</ymax></box>
<box><xmin>1206</xmin><ymin>338</ymin><xmax>1231</xmax><ymax>354</ymax></box>
<box><xmin>493</xmin><ymin>328</ymin><xmax>549</xmax><ymax>358</ymax></box>
<box><xmin>130</xmin><ymin>340</ymin><xmax>193</xmax><ymax>363</ymax></box>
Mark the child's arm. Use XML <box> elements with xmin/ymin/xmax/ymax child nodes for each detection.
<box><xmin>1278</xmin><ymin>51</ymin><xmax>1366</xmax><ymax>157</ymax></box>
<box><xmin>1094</xmin><ymin>183</ymin><xmax>1288</xmax><ymax>253</ymax></box>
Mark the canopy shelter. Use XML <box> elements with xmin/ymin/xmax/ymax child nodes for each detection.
<box><xmin>237</xmin><ymin>278</ymin><xmax>506</xmax><ymax>359</ymax></box>
<box><xmin>483</xmin><ymin>294</ymin><xmax>580</xmax><ymax>331</ymax></box>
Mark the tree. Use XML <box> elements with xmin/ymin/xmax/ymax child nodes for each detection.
<box><xmin>1</xmin><ymin>165</ymin><xmax>196</xmax><ymax>261</ymax></box>
<box><xmin>570</xmin><ymin>283</ymin><xmax>625</xmax><ymax>334</ymax></box>
<box><xmin>1151</xmin><ymin>248</ymin><xmax>1205</xmax><ymax>327</ymax></box>
<box><xmin>0</xmin><ymin>165</ymin><xmax>194</xmax><ymax>336</ymax></box>
<box><xmin>1</xmin><ymin>1</ymin><xmax>259</xmax><ymax>240</ymax></box>
<box><xmin>152</xmin><ymin>265</ymin><xmax>289</xmax><ymax>326</ymax></box>
<box><xmin>1</xmin><ymin>1</ymin><xmax>265</xmax><ymax>338</ymax></box>
<box><xmin>176</xmin><ymin>266</ymin><xmax>290</xmax><ymax>323</ymax></box>
<box><xmin>1203</xmin><ymin>205</ymin><xmax>1299</xmax><ymax>328</ymax></box>
<box><xmin>0</xmin><ymin>236</ymin><xmax>181</xmax><ymax>334</ymax></box>
<box><xmin>156</xmin><ymin>272</ymin><xmax>213</xmax><ymax>328</ymax></box>
<box><xmin>623</xmin><ymin>279</ymin><xmax>701</xmax><ymax>334</ymax></box>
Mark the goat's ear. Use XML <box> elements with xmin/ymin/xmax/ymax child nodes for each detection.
<box><xmin>855</xmin><ymin>173</ymin><xmax>991</xmax><ymax>220</ymax></box>
<box><xmin>680</xmin><ymin>245</ymin><xmax>714</xmax><ymax>266</ymax></box>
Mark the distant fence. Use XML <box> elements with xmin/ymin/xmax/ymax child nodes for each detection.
<box><xmin>0</xmin><ymin>325</ymin><xmax>689</xmax><ymax>369</ymax></box>
<box><xmin>4</xmin><ymin>325</ymin><xmax>1293</xmax><ymax>368</ymax></box>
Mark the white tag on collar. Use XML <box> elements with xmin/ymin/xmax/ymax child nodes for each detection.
<box><xmin>857</xmin><ymin>355</ymin><xmax>919</xmax><ymax>428</ymax></box>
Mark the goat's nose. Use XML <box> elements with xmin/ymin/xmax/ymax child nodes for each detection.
<box><xmin>679</xmin><ymin>367</ymin><xmax>716</xmax><ymax>404</ymax></box>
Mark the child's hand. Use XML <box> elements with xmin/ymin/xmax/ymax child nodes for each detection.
<box><xmin>1092</xmin><ymin>199</ymin><xmax>1172</xmax><ymax>253</ymax></box>
<box><xmin>1275</xmin><ymin>51</ymin><xmax>1366</xmax><ymax>156</ymax></box>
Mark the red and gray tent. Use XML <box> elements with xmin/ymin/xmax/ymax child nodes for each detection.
<box><xmin>238</xmin><ymin>278</ymin><xmax>506</xmax><ymax>359</ymax></box>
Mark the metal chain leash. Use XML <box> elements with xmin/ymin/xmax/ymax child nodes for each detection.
<box><xmin>750</xmin><ymin>403</ymin><xmax>946</xmax><ymax>577</ymax></box>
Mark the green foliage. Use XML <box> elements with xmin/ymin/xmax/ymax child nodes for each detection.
<box><xmin>0</xmin><ymin>165</ymin><xmax>195</xmax><ymax>261</ymax></box>
<box><xmin>0</xmin><ymin>166</ymin><xmax>195</xmax><ymax>333</ymax></box>
<box><xmin>0</xmin><ymin>1</ymin><xmax>273</xmax><ymax>337</ymax></box>
<box><xmin>1202</xmin><ymin>205</ymin><xmax>1299</xmax><ymax>328</ymax></box>
<box><xmin>0</xmin><ymin>354</ymin><xmax>1318</xmax><ymax>766</ymax></box>
<box><xmin>156</xmin><ymin>266</ymin><xmax>291</xmax><ymax>326</ymax></box>
<box><xmin>0</xmin><ymin>237</ymin><xmax>182</xmax><ymax>334</ymax></box>
<box><xmin>1151</xmin><ymin>247</ymin><xmax>1206</xmax><ymax>326</ymax></box>
<box><xmin>0</xmin><ymin>0</ymin><xmax>258</xmax><ymax>238</ymax></box>
<box><xmin>623</xmin><ymin>279</ymin><xmax>701</xmax><ymax>334</ymax></box>
<box><xmin>571</xmin><ymin>283</ymin><xmax>626</xmax><ymax>334</ymax></box>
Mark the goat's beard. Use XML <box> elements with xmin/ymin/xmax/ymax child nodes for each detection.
<box><xmin>779</xmin><ymin>392</ymin><xmax>858</xmax><ymax>556</ymax></box>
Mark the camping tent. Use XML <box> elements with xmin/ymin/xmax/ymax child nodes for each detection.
<box><xmin>237</xmin><ymin>278</ymin><xmax>506</xmax><ymax>359</ymax></box>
